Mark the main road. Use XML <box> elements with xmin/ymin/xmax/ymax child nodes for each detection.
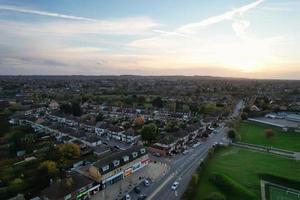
<box><xmin>145</xmin><ymin>127</ymin><xmax>228</xmax><ymax>200</ymax></box>
<box><xmin>140</xmin><ymin>100</ymin><xmax>244</xmax><ymax>200</ymax></box>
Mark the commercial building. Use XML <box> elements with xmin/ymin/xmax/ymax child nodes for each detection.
<box><xmin>41</xmin><ymin>173</ymin><xmax>97</xmax><ymax>200</ymax></box>
<box><xmin>84</xmin><ymin>146</ymin><xmax>149</xmax><ymax>188</ymax></box>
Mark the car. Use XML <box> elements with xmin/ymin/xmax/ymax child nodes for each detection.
<box><xmin>125</xmin><ymin>194</ymin><xmax>131</xmax><ymax>200</ymax></box>
<box><xmin>192</xmin><ymin>143</ymin><xmax>201</xmax><ymax>148</ymax></box>
<box><xmin>153</xmin><ymin>152</ymin><xmax>161</xmax><ymax>157</ymax></box>
<box><xmin>137</xmin><ymin>194</ymin><xmax>147</xmax><ymax>200</ymax></box>
<box><xmin>144</xmin><ymin>179</ymin><xmax>150</xmax><ymax>187</ymax></box>
<box><xmin>182</xmin><ymin>150</ymin><xmax>189</xmax><ymax>155</ymax></box>
<box><xmin>134</xmin><ymin>186</ymin><xmax>141</xmax><ymax>194</ymax></box>
<box><xmin>171</xmin><ymin>181</ymin><xmax>179</xmax><ymax>190</ymax></box>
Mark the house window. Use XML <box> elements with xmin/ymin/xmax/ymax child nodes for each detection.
<box><xmin>113</xmin><ymin>160</ymin><xmax>120</xmax><ymax>167</ymax></box>
<box><xmin>102</xmin><ymin>165</ymin><xmax>109</xmax><ymax>172</ymax></box>
<box><xmin>132</xmin><ymin>152</ymin><xmax>138</xmax><ymax>158</ymax></box>
<box><xmin>123</xmin><ymin>155</ymin><xmax>129</xmax><ymax>162</ymax></box>
<box><xmin>140</xmin><ymin>148</ymin><xmax>146</xmax><ymax>154</ymax></box>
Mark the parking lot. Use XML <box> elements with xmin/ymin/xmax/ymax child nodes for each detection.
<box><xmin>91</xmin><ymin>160</ymin><xmax>169</xmax><ymax>200</ymax></box>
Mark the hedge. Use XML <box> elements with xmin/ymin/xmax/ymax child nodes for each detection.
<box><xmin>209</xmin><ymin>172</ymin><xmax>255</xmax><ymax>200</ymax></box>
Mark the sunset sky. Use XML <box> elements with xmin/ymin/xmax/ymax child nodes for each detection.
<box><xmin>0</xmin><ymin>0</ymin><xmax>299</xmax><ymax>79</ymax></box>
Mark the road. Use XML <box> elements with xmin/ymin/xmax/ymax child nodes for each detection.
<box><xmin>232</xmin><ymin>100</ymin><xmax>244</xmax><ymax>118</ymax></box>
<box><xmin>126</xmin><ymin>100</ymin><xmax>243</xmax><ymax>200</ymax></box>
<box><xmin>145</xmin><ymin>127</ymin><xmax>227</xmax><ymax>200</ymax></box>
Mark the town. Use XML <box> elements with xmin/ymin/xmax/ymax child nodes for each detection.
<box><xmin>0</xmin><ymin>76</ymin><xmax>299</xmax><ymax>200</ymax></box>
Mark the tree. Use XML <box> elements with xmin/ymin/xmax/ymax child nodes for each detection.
<box><xmin>0</xmin><ymin>112</ymin><xmax>10</xmax><ymax>137</ymax></box>
<box><xmin>8</xmin><ymin>125</ymin><xmax>35</xmax><ymax>151</ymax></box>
<box><xmin>152</xmin><ymin>97</ymin><xmax>163</xmax><ymax>108</ymax></box>
<box><xmin>141</xmin><ymin>123</ymin><xmax>159</xmax><ymax>143</ymax></box>
<box><xmin>182</xmin><ymin>104</ymin><xmax>190</xmax><ymax>113</ymax></box>
<box><xmin>227</xmin><ymin>129</ymin><xmax>236</xmax><ymax>140</ymax></box>
<box><xmin>96</xmin><ymin>112</ymin><xmax>104</xmax><ymax>122</ymax></box>
<box><xmin>58</xmin><ymin>143</ymin><xmax>80</xmax><ymax>160</ymax></box>
<box><xmin>165</xmin><ymin>121</ymin><xmax>179</xmax><ymax>132</ymax></box>
<box><xmin>189</xmin><ymin>104</ymin><xmax>199</xmax><ymax>114</ymax></box>
<box><xmin>71</xmin><ymin>101</ymin><xmax>82</xmax><ymax>116</ymax></box>
<box><xmin>200</xmin><ymin>103</ymin><xmax>219</xmax><ymax>115</ymax></box>
<box><xmin>60</xmin><ymin>103</ymin><xmax>72</xmax><ymax>115</ymax></box>
<box><xmin>241</xmin><ymin>112</ymin><xmax>248</xmax><ymax>120</ymax></box>
<box><xmin>134</xmin><ymin>116</ymin><xmax>145</xmax><ymax>127</ymax></box>
<box><xmin>265</xmin><ymin>129</ymin><xmax>274</xmax><ymax>139</ymax></box>
<box><xmin>137</xmin><ymin>96</ymin><xmax>146</xmax><ymax>104</ymax></box>
<box><xmin>39</xmin><ymin>160</ymin><xmax>58</xmax><ymax>177</ymax></box>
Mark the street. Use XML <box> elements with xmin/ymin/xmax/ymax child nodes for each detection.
<box><xmin>145</xmin><ymin>127</ymin><xmax>228</xmax><ymax>200</ymax></box>
<box><xmin>133</xmin><ymin>100</ymin><xmax>243</xmax><ymax>200</ymax></box>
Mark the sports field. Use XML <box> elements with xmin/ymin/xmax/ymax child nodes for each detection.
<box><xmin>266</xmin><ymin>184</ymin><xmax>300</xmax><ymax>200</ymax></box>
<box><xmin>194</xmin><ymin>147</ymin><xmax>300</xmax><ymax>200</ymax></box>
<box><xmin>238</xmin><ymin>121</ymin><xmax>300</xmax><ymax>152</ymax></box>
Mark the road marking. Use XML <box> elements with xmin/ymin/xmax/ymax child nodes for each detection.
<box><xmin>147</xmin><ymin>173</ymin><xmax>175</xmax><ymax>200</ymax></box>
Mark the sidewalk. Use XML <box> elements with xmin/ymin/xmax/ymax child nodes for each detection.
<box><xmin>91</xmin><ymin>161</ymin><xmax>169</xmax><ymax>200</ymax></box>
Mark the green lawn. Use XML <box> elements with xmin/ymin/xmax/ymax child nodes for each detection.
<box><xmin>194</xmin><ymin>147</ymin><xmax>300</xmax><ymax>200</ymax></box>
<box><xmin>238</xmin><ymin>121</ymin><xmax>300</xmax><ymax>152</ymax></box>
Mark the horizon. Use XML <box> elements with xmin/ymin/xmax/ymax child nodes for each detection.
<box><xmin>0</xmin><ymin>0</ymin><xmax>300</xmax><ymax>79</ymax></box>
<box><xmin>1</xmin><ymin>74</ymin><xmax>300</xmax><ymax>81</ymax></box>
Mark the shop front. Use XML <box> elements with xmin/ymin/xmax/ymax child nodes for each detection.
<box><xmin>141</xmin><ymin>158</ymin><xmax>149</xmax><ymax>167</ymax></box>
<box><xmin>124</xmin><ymin>167</ymin><xmax>133</xmax><ymax>177</ymax></box>
<box><xmin>132</xmin><ymin>162</ymin><xmax>142</xmax><ymax>172</ymax></box>
<box><xmin>102</xmin><ymin>171</ymin><xmax>124</xmax><ymax>187</ymax></box>
<box><xmin>76</xmin><ymin>188</ymin><xmax>89</xmax><ymax>200</ymax></box>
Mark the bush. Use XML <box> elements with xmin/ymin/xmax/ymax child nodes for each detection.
<box><xmin>209</xmin><ymin>173</ymin><xmax>255</xmax><ymax>200</ymax></box>
<box><xmin>204</xmin><ymin>192</ymin><xmax>226</xmax><ymax>200</ymax></box>
<box><xmin>227</xmin><ymin>129</ymin><xmax>236</xmax><ymax>140</ymax></box>
<box><xmin>265</xmin><ymin>129</ymin><xmax>275</xmax><ymax>139</ymax></box>
<box><xmin>241</xmin><ymin>112</ymin><xmax>248</xmax><ymax>120</ymax></box>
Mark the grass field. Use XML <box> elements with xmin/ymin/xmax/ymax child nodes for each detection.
<box><xmin>267</xmin><ymin>184</ymin><xmax>300</xmax><ymax>200</ymax></box>
<box><xmin>238</xmin><ymin>121</ymin><xmax>300</xmax><ymax>152</ymax></box>
<box><xmin>194</xmin><ymin>147</ymin><xmax>300</xmax><ymax>200</ymax></box>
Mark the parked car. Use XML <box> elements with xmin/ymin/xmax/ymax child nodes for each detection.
<box><xmin>125</xmin><ymin>194</ymin><xmax>131</xmax><ymax>200</ymax></box>
<box><xmin>192</xmin><ymin>142</ymin><xmax>201</xmax><ymax>148</ymax></box>
<box><xmin>144</xmin><ymin>179</ymin><xmax>150</xmax><ymax>187</ymax></box>
<box><xmin>153</xmin><ymin>152</ymin><xmax>161</xmax><ymax>157</ymax></box>
<box><xmin>137</xmin><ymin>194</ymin><xmax>147</xmax><ymax>200</ymax></box>
<box><xmin>134</xmin><ymin>186</ymin><xmax>141</xmax><ymax>194</ymax></box>
<box><xmin>171</xmin><ymin>181</ymin><xmax>179</xmax><ymax>190</ymax></box>
<box><xmin>182</xmin><ymin>150</ymin><xmax>189</xmax><ymax>155</ymax></box>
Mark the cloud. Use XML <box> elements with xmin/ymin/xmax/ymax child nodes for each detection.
<box><xmin>0</xmin><ymin>5</ymin><xmax>159</xmax><ymax>36</ymax></box>
<box><xmin>177</xmin><ymin>0</ymin><xmax>264</xmax><ymax>34</ymax></box>
<box><xmin>232</xmin><ymin>20</ymin><xmax>250</xmax><ymax>37</ymax></box>
<box><xmin>0</xmin><ymin>17</ymin><xmax>159</xmax><ymax>36</ymax></box>
<box><xmin>0</xmin><ymin>5</ymin><xmax>95</xmax><ymax>21</ymax></box>
<box><xmin>130</xmin><ymin>0</ymin><xmax>265</xmax><ymax>49</ymax></box>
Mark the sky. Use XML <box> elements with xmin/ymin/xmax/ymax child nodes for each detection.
<box><xmin>0</xmin><ymin>0</ymin><xmax>299</xmax><ymax>79</ymax></box>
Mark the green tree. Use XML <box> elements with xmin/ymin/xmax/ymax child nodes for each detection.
<box><xmin>96</xmin><ymin>112</ymin><xmax>104</xmax><ymax>122</ymax></box>
<box><xmin>227</xmin><ymin>129</ymin><xmax>240</xmax><ymax>142</ymax></box>
<box><xmin>60</xmin><ymin>103</ymin><xmax>72</xmax><ymax>114</ymax></box>
<box><xmin>71</xmin><ymin>101</ymin><xmax>82</xmax><ymax>116</ymax></box>
<box><xmin>58</xmin><ymin>143</ymin><xmax>80</xmax><ymax>160</ymax></box>
<box><xmin>39</xmin><ymin>160</ymin><xmax>58</xmax><ymax>178</ymax></box>
<box><xmin>152</xmin><ymin>97</ymin><xmax>163</xmax><ymax>108</ymax></box>
<box><xmin>8</xmin><ymin>125</ymin><xmax>35</xmax><ymax>151</ymax></box>
<box><xmin>141</xmin><ymin>123</ymin><xmax>159</xmax><ymax>143</ymax></box>
<box><xmin>241</xmin><ymin>112</ymin><xmax>248</xmax><ymax>120</ymax></box>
